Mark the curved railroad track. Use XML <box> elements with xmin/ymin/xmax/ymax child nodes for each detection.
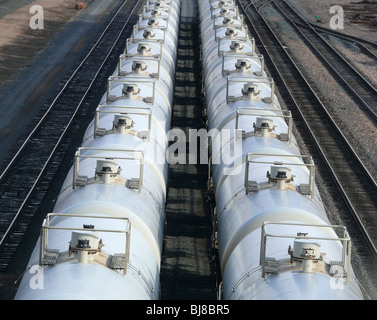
<box><xmin>305</xmin><ymin>23</ymin><xmax>377</xmax><ymax>59</ymax></box>
<box><xmin>0</xmin><ymin>0</ymin><xmax>142</xmax><ymax>271</ymax></box>
<box><xmin>238</xmin><ymin>0</ymin><xmax>377</xmax><ymax>298</ymax></box>
<box><xmin>273</xmin><ymin>0</ymin><xmax>377</xmax><ymax>122</ymax></box>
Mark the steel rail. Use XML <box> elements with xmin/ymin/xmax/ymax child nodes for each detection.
<box><xmin>302</xmin><ymin>22</ymin><xmax>377</xmax><ymax>59</ymax></box>
<box><xmin>255</xmin><ymin>0</ymin><xmax>377</xmax><ymax>195</ymax></box>
<box><xmin>268</xmin><ymin>0</ymin><xmax>377</xmax><ymax>187</ymax></box>
<box><xmin>306</xmin><ymin>21</ymin><xmax>377</xmax><ymax>49</ymax></box>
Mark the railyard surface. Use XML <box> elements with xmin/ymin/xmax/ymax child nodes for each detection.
<box><xmin>159</xmin><ymin>0</ymin><xmax>217</xmax><ymax>299</ymax></box>
<box><xmin>0</xmin><ymin>0</ymin><xmax>376</xmax><ymax>300</ymax></box>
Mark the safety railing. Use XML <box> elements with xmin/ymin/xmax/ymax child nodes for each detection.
<box><xmin>39</xmin><ymin>213</ymin><xmax>131</xmax><ymax>275</ymax></box>
<box><xmin>244</xmin><ymin>152</ymin><xmax>315</xmax><ymax>197</ymax></box>
<box><xmin>106</xmin><ymin>76</ymin><xmax>156</xmax><ymax>104</ymax></box>
<box><xmin>94</xmin><ymin>105</ymin><xmax>152</xmax><ymax>140</ymax></box>
<box><xmin>235</xmin><ymin>107</ymin><xmax>292</xmax><ymax>143</ymax></box>
<box><xmin>260</xmin><ymin>222</ymin><xmax>351</xmax><ymax>282</ymax></box>
<box><xmin>73</xmin><ymin>147</ymin><xmax>144</xmax><ymax>193</ymax></box>
<box><xmin>226</xmin><ymin>76</ymin><xmax>275</xmax><ymax>105</ymax></box>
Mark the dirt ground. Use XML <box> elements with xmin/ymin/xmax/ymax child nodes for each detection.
<box><xmin>0</xmin><ymin>0</ymin><xmax>92</xmax><ymax>83</ymax></box>
<box><xmin>0</xmin><ymin>0</ymin><xmax>128</xmax><ymax>182</ymax></box>
<box><xmin>286</xmin><ymin>0</ymin><xmax>377</xmax><ymax>43</ymax></box>
<box><xmin>0</xmin><ymin>0</ymin><xmax>375</xmax><ymax>83</ymax></box>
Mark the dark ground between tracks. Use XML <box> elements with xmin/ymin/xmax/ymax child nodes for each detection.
<box><xmin>159</xmin><ymin>0</ymin><xmax>218</xmax><ymax>299</ymax></box>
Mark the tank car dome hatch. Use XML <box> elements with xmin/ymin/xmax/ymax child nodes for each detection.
<box><xmin>225</xmin><ymin>27</ymin><xmax>238</xmax><ymax>37</ymax></box>
<box><xmin>222</xmin><ymin>17</ymin><xmax>234</xmax><ymax>26</ymax></box>
<box><xmin>138</xmin><ymin>43</ymin><xmax>152</xmax><ymax>55</ymax></box>
<box><xmin>220</xmin><ymin>8</ymin><xmax>230</xmax><ymax>16</ymax></box>
<box><xmin>132</xmin><ymin>60</ymin><xmax>148</xmax><ymax>74</ymax></box>
<box><xmin>235</xmin><ymin>59</ymin><xmax>251</xmax><ymax>73</ymax></box>
<box><xmin>148</xmin><ymin>18</ymin><xmax>159</xmax><ymax>26</ymax></box>
<box><xmin>229</xmin><ymin>40</ymin><xmax>244</xmax><ymax>53</ymax></box>
<box><xmin>122</xmin><ymin>84</ymin><xmax>140</xmax><ymax>99</ymax></box>
<box><xmin>70</xmin><ymin>231</ymin><xmax>103</xmax><ymax>264</ymax></box>
<box><xmin>95</xmin><ymin>160</ymin><xmax>121</xmax><ymax>184</ymax></box>
<box><xmin>143</xmin><ymin>29</ymin><xmax>155</xmax><ymax>39</ymax></box>
<box><xmin>267</xmin><ymin>166</ymin><xmax>294</xmax><ymax>180</ymax></box>
<box><xmin>288</xmin><ymin>235</ymin><xmax>322</xmax><ymax>273</ymax></box>
<box><xmin>154</xmin><ymin>0</ymin><xmax>165</xmax><ymax>7</ymax></box>
<box><xmin>219</xmin><ymin>0</ymin><xmax>229</xmax><ymax>8</ymax></box>
<box><xmin>113</xmin><ymin>114</ymin><xmax>134</xmax><ymax>134</ymax></box>
<box><xmin>150</xmin><ymin>9</ymin><xmax>161</xmax><ymax>17</ymax></box>
<box><xmin>241</xmin><ymin>83</ymin><xmax>260</xmax><ymax>99</ymax></box>
<box><xmin>254</xmin><ymin>117</ymin><xmax>275</xmax><ymax>137</ymax></box>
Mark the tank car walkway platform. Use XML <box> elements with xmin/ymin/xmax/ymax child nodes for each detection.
<box><xmin>160</xmin><ymin>0</ymin><xmax>217</xmax><ymax>299</ymax></box>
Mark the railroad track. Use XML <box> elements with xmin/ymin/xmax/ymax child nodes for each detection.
<box><xmin>0</xmin><ymin>0</ymin><xmax>142</xmax><ymax>271</ymax></box>
<box><xmin>299</xmin><ymin>22</ymin><xmax>377</xmax><ymax>87</ymax></box>
<box><xmin>238</xmin><ymin>0</ymin><xmax>377</xmax><ymax>297</ymax></box>
<box><xmin>305</xmin><ymin>23</ymin><xmax>377</xmax><ymax>60</ymax></box>
<box><xmin>273</xmin><ymin>0</ymin><xmax>377</xmax><ymax>122</ymax></box>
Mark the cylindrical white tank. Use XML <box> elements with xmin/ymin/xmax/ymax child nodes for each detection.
<box><xmin>198</xmin><ymin>0</ymin><xmax>364</xmax><ymax>300</ymax></box>
<box><xmin>15</xmin><ymin>0</ymin><xmax>181</xmax><ymax>300</ymax></box>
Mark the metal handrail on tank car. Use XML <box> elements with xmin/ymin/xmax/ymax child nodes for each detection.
<box><xmin>260</xmin><ymin>222</ymin><xmax>351</xmax><ymax>281</ymax></box>
<box><xmin>244</xmin><ymin>152</ymin><xmax>315</xmax><ymax>197</ymax></box>
<box><xmin>223</xmin><ymin>222</ymin><xmax>352</xmax><ymax>299</ymax></box>
<box><xmin>235</xmin><ymin>107</ymin><xmax>292</xmax><ymax>143</ymax></box>
<box><xmin>119</xmin><ymin>55</ymin><xmax>162</xmax><ymax>79</ymax></box>
<box><xmin>221</xmin><ymin>53</ymin><xmax>265</xmax><ymax>76</ymax></box>
<box><xmin>73</xmin><ymin>147</ymin><xmax>145</xmax><ymax>193</ymax></box>
<box><xmin>106</xmin><ymin>76</ymin><xmax>156</xmax><ymax>105</ymax></box>
<box><xmin>39</xmin><ymin>213</ymin><xmax>131</xmax><ymax>275</ymax></box>
<box><xmin>94</xmin><ymin>105</ymin><xmax>153</xmax><ymax>140</ymax></box>
<box><xmin>226</xmin><ymin>76</ymin><xmax>275</xmax><ymax>105</ymax></box>
<box><xmin>217</xmin><ymin>36</ymin><xmax>256</xmax><ymax>56</ymax></box>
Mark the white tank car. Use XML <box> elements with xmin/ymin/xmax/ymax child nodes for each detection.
<box><xmin>198</xmin><ymin>0</ymin><xmax>364</xmax><ymax>300</ymax></box>
<box><xmin>15</xmin><ymin>0</ymin><xmax>181</xmax><ymax>300</ymax></box>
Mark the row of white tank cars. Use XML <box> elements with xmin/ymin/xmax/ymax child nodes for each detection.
<box><xmin>15</xmin><ymin>0</ymin><xmax>365</xmax><ymax>300</ymax></box>
<box><xmin>198</xmin><ymin>0</ymin><xmax>364</xmax><ymax>300</ymax></box>
<box><xmin>15</xmin><ymin>0</ymin><xmax>181</xmax><ymax>300</ymax></box>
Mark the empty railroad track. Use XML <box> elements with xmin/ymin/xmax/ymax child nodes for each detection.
<box><xmin>238</xmin><ymin>0</ymin><xmax>377</xmax><ymax>299</ymax></box>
